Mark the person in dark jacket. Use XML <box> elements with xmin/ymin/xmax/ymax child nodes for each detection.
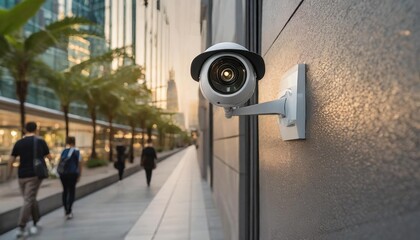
<box><xmin>115</xmin><ymin>141</ymin><xmax>126</xmax><ymax>181</ymax></box>
<box><xmin>59</xmin><ymin>136</ymin><xmax>82</xmax><ymax>220</ymax></box>
<box><xmin>141</xmin><ymin>139</ymin><xmax>157</xmax><ymax>187</ymax></box>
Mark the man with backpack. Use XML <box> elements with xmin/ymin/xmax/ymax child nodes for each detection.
<box><xmin>58</xmin><ymin>136</ymin><xmax>82</xmax><ymax>220</ymax></box>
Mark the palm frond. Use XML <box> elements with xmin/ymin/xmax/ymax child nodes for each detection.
<box><xmin>111</xmin><ymin>65</ymin><xmax>143</xmax><ymax>84</ymax></box>
<box><xmin>0</xmin><ymin>0</ymin><xmax>45</xmax><ymax>35</ymax></box>
<box><xmin>0</xmin><ymin>34</ymin><xmax>11</xmax><ymax>58</ymax></box>
<box><xmin>24</xmin><ymin>17</ymin><xmax>100</xmax><ymax>55</ymax></box>
<box><xmin>70</xmin><ymin>46</ymin><xmax>133</xmax><ymax>72</ymax></box>
<box><xmin>46</xmin><ymin>16</ymin><xmax>94</xmax><ymax>31</ymax></box>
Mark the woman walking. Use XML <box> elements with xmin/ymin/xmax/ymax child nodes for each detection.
<box><xmin>58</xmin><ymin>136</ymin><xmax>82</xmax><ymax>219</ymax></box>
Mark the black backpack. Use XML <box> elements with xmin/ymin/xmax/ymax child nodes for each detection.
<box><xmin>57</xmin><ymin>148</ymin><xmax>75</xmax><ymax>175</ymax></box>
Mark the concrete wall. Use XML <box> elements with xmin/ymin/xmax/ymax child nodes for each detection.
<box><xmin>259</xmin><ymin>0</ymin><xmax>420</xmax><ymax>239</ymax></box>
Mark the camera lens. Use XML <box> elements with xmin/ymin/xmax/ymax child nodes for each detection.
<box><xmin>220</xmin><ymin>68</ymin><xmax>234</xmax><ymax>82</ymax></box>
<box><xmin>208</xmin><ymin>56</ymin><xmax>247</xmax><ymax>94</ymax></box>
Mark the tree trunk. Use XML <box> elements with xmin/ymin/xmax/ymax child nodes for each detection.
<box><xmin>141</xmin><ymin>120</ymin><xmax>146</xmax><ymax>147</ymax></box>
<box><xmin>16</xmin><ymin>81</ymin><xmax>28</xmax><ymax>136</ymax></box>
<box><xmin>62</xmin><ymin>105</ymin><xmax>70</xmax><ymax>139</ymax></box>
<box><xmin>147</xmin><ymin>127</ymin><xmax>152</xmax><ymax>141</ymax></box>
<box><xmin>90</xmin><ymin>109</ymin><xmax>97</xmax><ymax>159</ymax></box>
<box><xmin>158</xmin><ymin>129</ymin><xmax>164</xmax><ymax>148</ymax></box>
<box><xmin>129</xmin><ymin>125</ymin><xmax>135</xmax><ymax>163</ymax></box>
<box><xmin>108</xmin><ymin>116</ymin><xmax>113</xmax><ymax>162</ymax></box>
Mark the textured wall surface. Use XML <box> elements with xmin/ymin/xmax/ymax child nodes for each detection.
<box><xmin>259</xmin><ymin>0</ymin><xmax>420</xmax><ymax>239</ymax></box>
<box><xmin>261</xmin><ymin>0</ymin><xmax>302</xmax><ymax>55</ymax></box>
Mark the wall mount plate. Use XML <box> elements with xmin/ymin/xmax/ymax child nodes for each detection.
<box><xmin>278</xmin><ymin>64</ymin><xmax>306</xmax><ymax>140</ymax></box>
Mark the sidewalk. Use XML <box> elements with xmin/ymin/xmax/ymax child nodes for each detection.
<box><xmin>0</xmin><ymin>146</ymin><xmax>224</xmax><ymax>240</ymax></box>
<box><xmin>125</xmin><ymin>146</ymin><xmax>220</xmax><ymax>240</ymax></box>
<box><xmin>0</xmin><ymin>148</ymin><xmax>183</xmax><ymax>234</ymax></box>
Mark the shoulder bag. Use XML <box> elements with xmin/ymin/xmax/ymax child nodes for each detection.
<box><xmin>33</xmin><ymin>137</ymin><xmax>49</xmax><ymax>179</ymax></box>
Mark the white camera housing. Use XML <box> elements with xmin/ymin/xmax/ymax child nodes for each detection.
<box><xmin>191</xmin><ymin>42</ymin><xmax>306</xmax><ymax>140</ymax></box>
<box><xmin>199</xmin><ymin>53</ymin><xmax>255</xmax><ymax>107</ymax></box>
<box><xmin>191</xmin><ymin>42</ymin><xmax>265</xmax><ymax>108</ymax></box>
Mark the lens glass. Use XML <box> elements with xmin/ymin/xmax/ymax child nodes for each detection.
<box><xmin>208</xmin><ymin>56</ymin><xmax>247</xmax><ymax>94</ymax></box>
<box><xmin>220</xmin><ymin>68</ymin><xmax>234</xmax><ymax>82</ymax></box>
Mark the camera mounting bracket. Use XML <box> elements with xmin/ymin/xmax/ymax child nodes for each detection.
<box><xmin>224</xmin><ymin>64</ymin><xmax>306</xmax><ymax>140</ymax></box>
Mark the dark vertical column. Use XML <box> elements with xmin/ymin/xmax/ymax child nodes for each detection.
<box><xmin>239</xmin><ymin>0</ymin><xmax>250</xmax><ymax>238</ymax></box>
<box><xmin>109</xmin><ymin>0</ymin><xmax>113</xmax><ymax>47</ymax></box>
<box><xmin>207</xmin><ymin>0</ymin><xmax>214</xmax><ymax>189</ymax></box>
<box><xmin>132</xmin><ymin>0</ymin><xmax>136</xmax><ymax>56</ymax></box>
<box><xmin>150</xmin><ymin>0</ymin><xmax>154</xmax><ymax>103</ymax></box>
<box><xmin>242</xmin><ymin>0</ymin><xmax>262</xmax><ymax>239</ymax></box>
<box><xmin>144</xmin><ymin>0</ymin><xmax>148</xmax><ymax>87</ymax></box>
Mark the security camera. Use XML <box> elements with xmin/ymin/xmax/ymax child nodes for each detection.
<box><xmin>191</xmin><ymin>42</ymin><xmax>307</xmax><ymax>140</ymax></box>
<box><xmin>190</xmin><ymin>42</ymin><xmax>265</xmax><ymax>108</ymax></box>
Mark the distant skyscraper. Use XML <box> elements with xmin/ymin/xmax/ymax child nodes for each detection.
<box><xmin>165</xmin><ymin>70</ymin><xmax>186</xmax><ymax>128</ymax></box>
<box><xmin>166</xmin><ymin>70</ymin><xmax>179</xmax><ymax>112</ymax></box>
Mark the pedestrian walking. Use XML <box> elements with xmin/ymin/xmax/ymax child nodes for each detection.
<box><xmin>58</xmin><ymin>136</ymin><xmax>82</xmax><ymax>220</ymax></box>
<box><xmin>115</xmin><ymin>141</ymin><xmax>126</xmax><ymax>181</ymax></box>
<box><xmin>141</xmin><ymin>139</ymin><xmax>157</xmax><ymax>187</ymax></box>
<box><xmin>7</xmin><ymin>122</ymin><xmax>52</xmax><ymax>238</ymax></box>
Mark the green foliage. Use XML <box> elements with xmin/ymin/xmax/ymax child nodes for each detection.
<box><xmin>0</xmin><ymin>11</ymin><xmax>96</xmax><ymax>133</ymax></box>
<box><xmin>85</xmin><ymin>159</ymin><xmax>108</xmax><ymax>168</ymax></box>
<box><xmin>0</xmin><ymin>0</ymin><xmax>45</xmax><ymax>35</ymax></box>
<box><xmin>37</xmin><ymin>62</ymin><xmax>77</xmax><ymax>103</ymax></box>
<box><xmin>1</xmin><ymin>16</ymin><xmax>96</xmax><ymax>82</ymax></box>
<box><xmin>24</xmin><ymin>17</ymin><xmax>97</xmax><ymax>56</ymax></box>
<box><xmin>180</xmin><ymin>131</ymin><xmax>192</xmax><ymax>144</ymax></box>
<box><xmin>0</xmin><ymin>34</ymin><xmax>10</xmax><ymax>58</ymax></box>
<box><xmin>70</xmin><ymin>46</ymin><xmax>134</xmax><ymax>73</ymax></box>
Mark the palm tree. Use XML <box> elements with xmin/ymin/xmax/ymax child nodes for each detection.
<box><xmin>166</xmin><ymin>122</ymin><xmax>182</xmax><ymax>149</ymax></box>
<box><xmin>72</xmin><ymin>74</ymin><xmax>103</xmax><ymax>159</ymax></box>
<box><xmin>0</xmin><ymin>16</ymin><xmax>94</xmax><ymax>134</ymax></box>
<box><xmin>155</xmin><ymin>115</ymin><xmax>171</xmax><ymax>149</ymax></box>
<box><xmin>72</xmin><ymin>47</ymin><xmax>136</xmax><ymax>159</ymax></box>
<box><xmin>98</xmin><ymin>65</ymin><xmax>144</xmax><ymax>162</ymax></box>
<box><xmin>39</xmin><ymin>64</ymin><xmax>86</xmax><ymax>139</ymax></box>
<box><xmin>145</xmin><ymin>107</ymin><xmax>161</xmax><ymax>141</ymax></box>
<box><xmin>118</xmin><ymin>84</ymin><xmax>151</xmax><ymax>162</ymax></box>
<box><xmin>118</xmin><ymin>100</ymin><xmax>139</xmax><ymax>163</ymax></box>
<box><xmin>0</xmin><ymin>0</ymin><xmax>45</xmax><ymax>43</ymax></box>
<box><xmin>136</xmin><ymin>104</ymin><xmax>155</xmax><ymax>147</ymax></box>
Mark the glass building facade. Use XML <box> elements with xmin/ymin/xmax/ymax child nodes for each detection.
<box><xmin>0</xmin><ymin>0</ymin><xmax>107</xmax><ymax>113</ymax></box>
<box><xmin>0</xmin><ymin>0</ymin><xmax>107</xmax><ymax>165</ymax></box>
<box><xmin>0</xmin><ymin>0</ymin><xmax>144</xmax><ymax>181</ymax></box>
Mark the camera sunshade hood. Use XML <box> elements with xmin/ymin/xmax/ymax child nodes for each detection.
<box><xmin>190</xmin><ymin>42</ymin><xmax>265</xmax><ymax>82</ymax></box>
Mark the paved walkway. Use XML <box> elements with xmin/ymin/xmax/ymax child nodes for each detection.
<box><xmin>0</xmin><ymin>146</ymin><xmax>224</xmax><ymax>240</ymax></box>
<box><xmin>125</xmin><ymin>146</ymin><xmax>210</xmax><ymax>240</ymax></box>
<box><xmin>0</xmin><ymin>148</ymin><xmax>183</xmax><ymax>234</ymax></box>
<box><xmin>0</xmin><ymin>156</ymin><xmax>141</xmax><ymax>215</ymax></box>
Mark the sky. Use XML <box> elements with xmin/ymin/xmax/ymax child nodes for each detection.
<box><xmin>134</xmin><ymin>0</ymin><xmax>202</xmax><ymax>128</ymax></box>
<box><xmin>166</xmin><ymin>0</ymin><xmax>201</xmax><ymax>125</ymax></box>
